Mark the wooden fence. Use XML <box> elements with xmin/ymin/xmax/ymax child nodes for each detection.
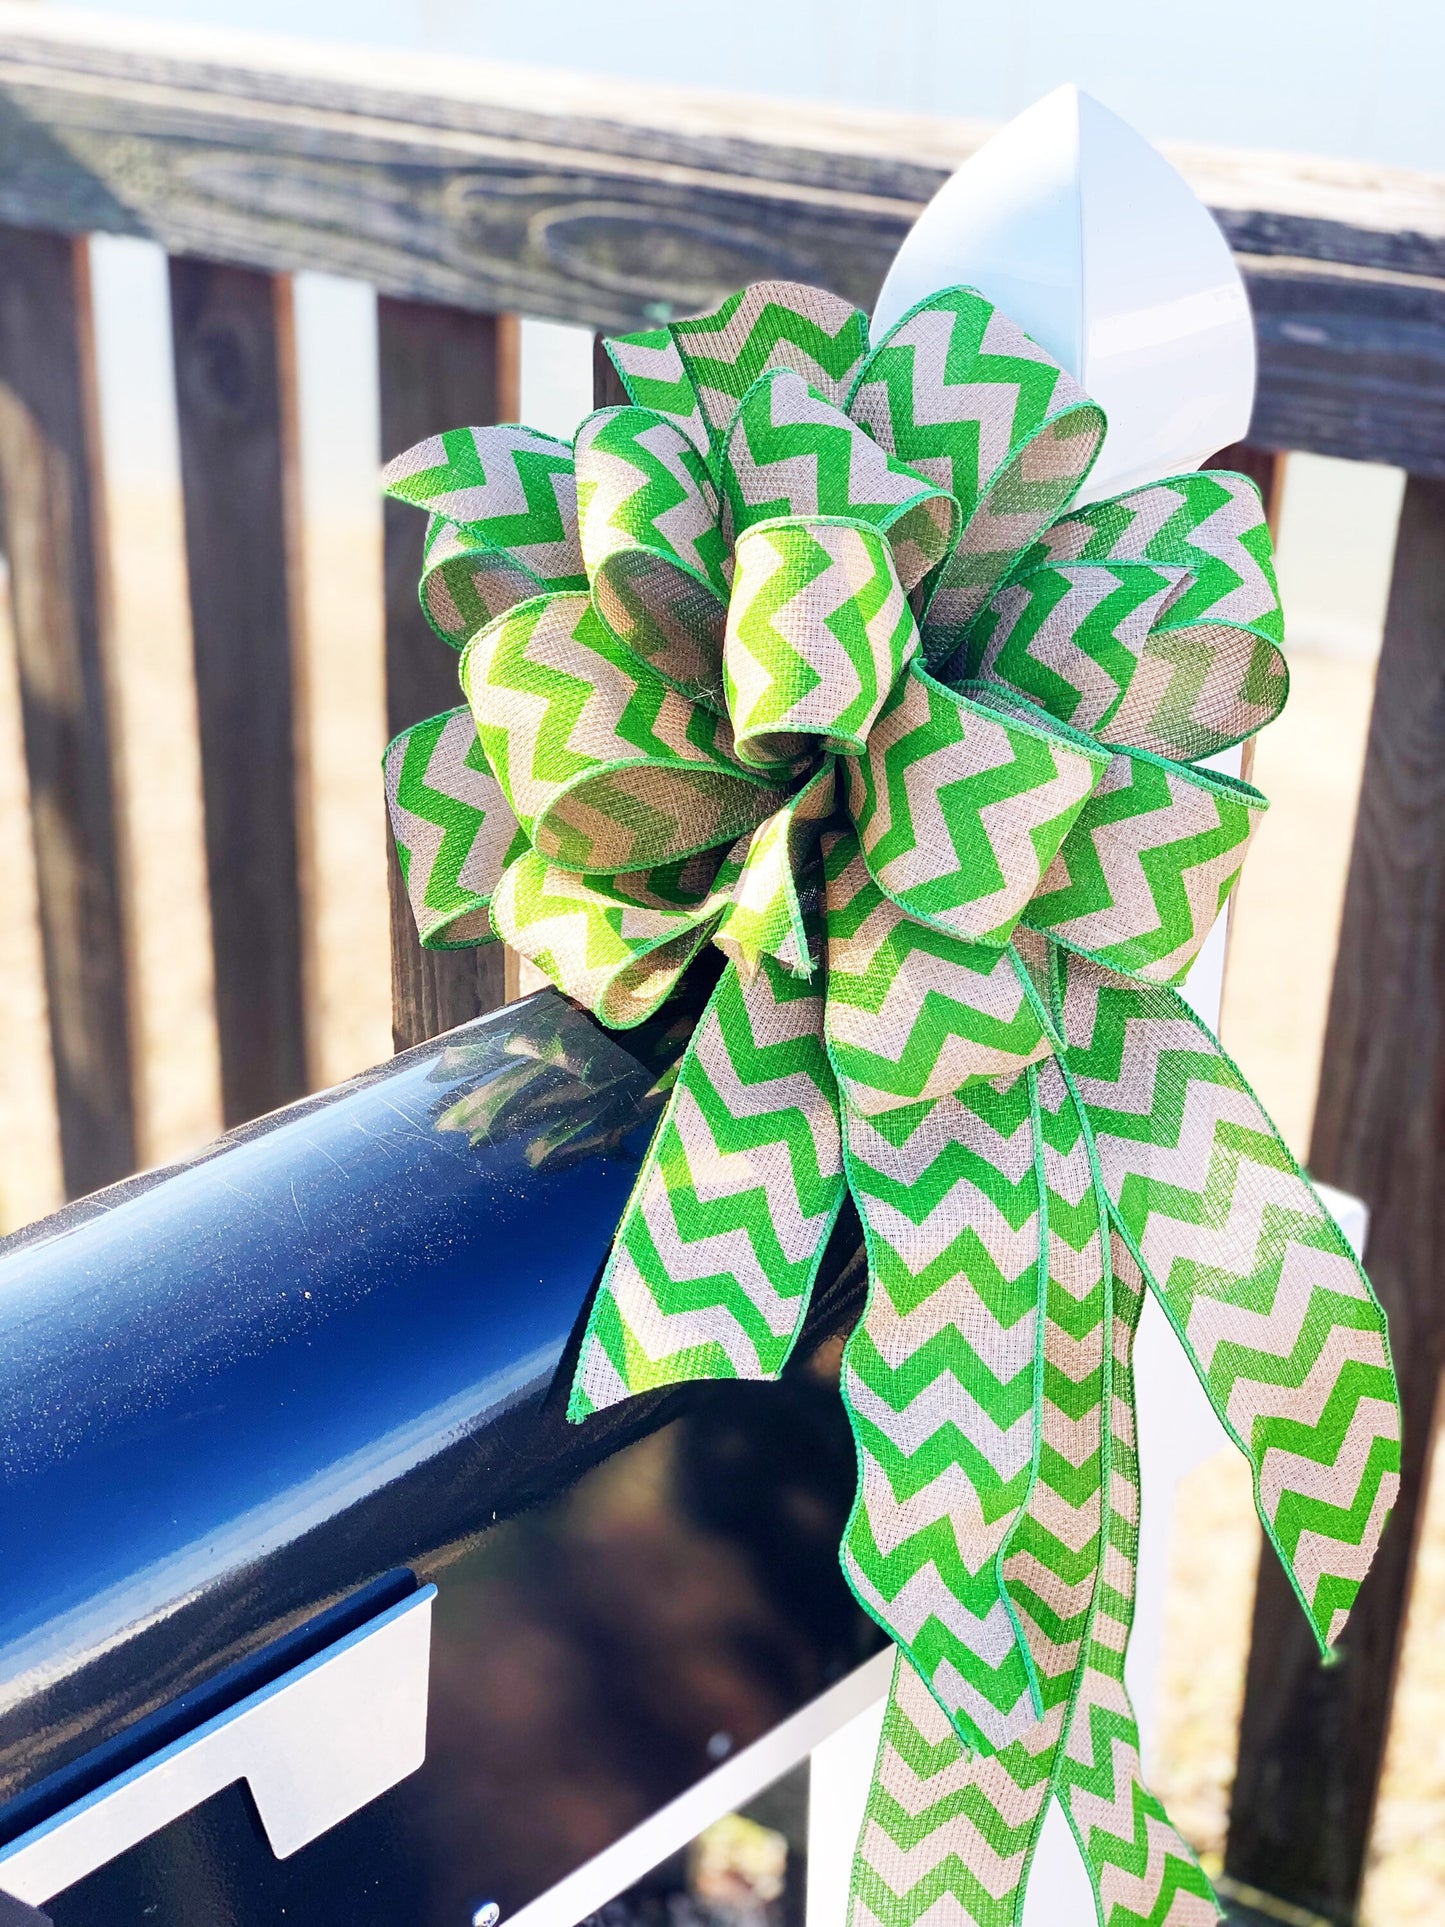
<box><xmin>1</xmin><ymin>11</ymin><xmax>1443</xmax><ymax>1922</ymax></box>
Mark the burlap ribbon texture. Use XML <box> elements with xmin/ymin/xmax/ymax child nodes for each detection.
<box><xmin>384</xmin><ymin>282</ymin><xmax>1401</xmax><ymax>1926</ymax></box>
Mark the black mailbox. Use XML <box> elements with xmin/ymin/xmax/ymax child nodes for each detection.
<box><xmin>0</xmin><ymin>987</ymin><xmax>883</xmax><ymax>1927</ymax></box>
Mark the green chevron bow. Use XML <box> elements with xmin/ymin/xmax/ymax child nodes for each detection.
<box><xmin>382</xmin><ymin>280</ymin><xmax>1400</xmax><ymax>1927</ymax></box>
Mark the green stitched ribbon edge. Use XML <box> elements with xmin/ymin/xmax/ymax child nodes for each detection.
<box><xmin>380</xmin><ymin>278</ymin><xmax>1399</xmax><ymax>1927</ymax></box>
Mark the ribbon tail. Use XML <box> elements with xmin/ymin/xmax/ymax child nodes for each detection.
<box><xmin>1050</xmin><ymin>1228</ymin><xmax>1220</xmax><ymax>1924</ymax></box>
<box><xmin>836</xmin><ymin>1068</ymin><xmax>1047</xmax><ymax>1758</ymax></box>
<box><xmin>843</xmin><ymin>1059</ymin><xmax>1086</xmax><ymax>1927</ymax></box>
<box><xmin>845</xmin><ymin>1061</ymin><xmax>1217</xmax><ymax>1927</ymax></box>
<box><xmin>567</xmin><ymin>954</ymin><xmax>844</xmax><ymax>1418</ymax></box>
<box><xmin>849</xmin><ymin>1648</ymin><xmax>1046</xmax><ymax>1927</ymax></box>
<box><xmin>1058</xmin><ymin>948</ymin><xmax>1402</xmax><ymax>1655</ymax></box>
<box><xmin>1012</xmin><ymin>1068</ymin><xmax>1215</xmax><ymax>1921</ymax></box>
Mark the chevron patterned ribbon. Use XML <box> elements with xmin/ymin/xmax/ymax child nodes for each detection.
<box><xmin>382</xmin><ymin>279</ymin><xmax>1400</xmax><ymax>1924</ymax></box>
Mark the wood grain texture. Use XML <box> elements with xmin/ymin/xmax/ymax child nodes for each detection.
<box><xmin>170</xmin><ymin>258</ymin><xmax>309</xmax><ymax>1128</ymax></box>
<box><xmin>379</xmin><ymin>297</ymin><xmax>513</xmax><ymax>1052</ymax></box>
<box><xmin>0</xmin><ymin>224</ymin><xmax>136</xmax><ymax>1199</ymax></box>
<box><xmin>1225</xmin><ymin>474</ymin><xmax>1445</xmax><ymax>1925</ymax></box>
<box><xmin>0</xmin><ymin>10</ymin><xmax>1442</xmax><ymax>468</ymax></box>
<box><xmin>1244</xmin><ymin>262</ymin><xmax>1445</xmax><ymax>477</ymax></box>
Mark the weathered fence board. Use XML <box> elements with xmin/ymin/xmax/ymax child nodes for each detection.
<box><xmin>1246</xmin><ymin>265</ymin><xmax>1445</xmax><ymax>477</ymax></box>
<box><xmin>0</xmin><ymin>223</ymin><xmax>136</xmax><ymax>1197</ymax></box>
<box><xmin>0</xmin><ymin>9</ymin><xmax>1443</xmax><ymax>471</ymax></box>
<box><xmin>169</xmin><ymin>257</ymin><xmax>309</xmax><ymax>1127</ymax></box>
<box><xmin>378</xmin><ymin>296</ymin><xmax>514</xmax><ymax>1050</ymax></box>
<box><xmin>592</xmin><ymin>331</ymin><xmax>628</xmax><ymax>411</ymax></box>
<box><xmin>1226</xmin><ymin>473</ymin><xmax>1445</xmax><ymax>1925</ymax></box>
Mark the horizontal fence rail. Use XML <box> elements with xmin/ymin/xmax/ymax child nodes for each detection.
<box><xmin>0</xmin><ymin>12</ymin><xmax>1441</xmax><ymax>1924</ymax></box>
<box><xmin>0</xmin><ymin>8</ymin><xmax>1443</xmax><ymax>470</ymax></box>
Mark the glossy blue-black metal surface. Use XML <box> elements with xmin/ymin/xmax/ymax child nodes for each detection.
<box><xmin>0</xmin><ymin>985</ymin><xmax>877</xmax><ymax>1926</ymax></box>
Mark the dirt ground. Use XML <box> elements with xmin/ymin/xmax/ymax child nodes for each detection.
<box><xmin>0</xmin><ymin>472</ymin><xmax>1440</xmax><ymax>1921</ymax></box>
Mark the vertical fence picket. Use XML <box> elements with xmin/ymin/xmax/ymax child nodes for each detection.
<box><xmin>0</xmin><ymin>225</ymin><xmax>137</xmax><ymax>1197</ymax></box>
<box><xmin>378</xmin><ymin>298</ymin><xmax>517</xmax><ymax>1052</ymax></box>
<box><xmin>169</xmin><ymin>259</ymin><xmax>310</xmax><ymax>1128</ymax></box>
<box><xmin>592</xmin><ymin>331</ymin><xmax>628</xmax><ymax>410</ymax></box>
<box><xmin>1224</xmin><ymin>472</ymin><xmax>1445</xmax><ymax>1924</ymax></box>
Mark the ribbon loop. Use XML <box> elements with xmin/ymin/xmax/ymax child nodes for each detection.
<box><xmin>720</xmin><ymin>369</ymin><xmax>959</xmax><ymax>587</ymax></box>
<box><xmin>847</xmin><ymin>667</ymin><xmax>1110</xmax><ymax>947</ymax></box>
<box><xmin>849</xmin><ymin>288</ymin><xmax>1104</xmax><ymax>527</ymax></box>
<box><xmin>971</xmin><ymin>469</ymin><xmax>1288</xmax><ymax>760</ymax></box>
<box><xmin>382</xmin><ymin>423</ymin><xmax>587</xmax><ymax>591</ymax></box>
<box><xmin>383</xmin><ymin>707</ymin><xmax>526</xmax><ymax>947</ymax></box>
<box><xmin>847</xmin><ymin>287</ymin><xmax>1106</xmax><ymax>663</ymax></box>
<box><xmin>598</xmin><ymin>323</ymin><xmax>710</xmax><ymax>453</ymax></box>
<box><xmin>920</xmin><ymin>408</ymin><xmax>1110</xmax><ymax>673</ymax></box>
<box><xmin>961</xmin><ymin>558</ymin><xmax>1191</xmax><ymax>739</ymax></box>
<box><xmin>1024</xmin><ymin>746</ymin><xmax>1268</xmax><ymax>983</ymax></box>
<box><xmin>667</xmin><ymin>280</ymin><xmax>871</xmax><ymax>450</ymax></box>
<box><xmin>573</xmin><ymin>404</ymin><xmax>732</xmax><ymax>709</ymax></box>
<box><xmin>725</xmin><ymin>518</ymin><xmax>920</xmax><ymax>769</ymax></box>
<box><xmin>823</xmin><ymin>832</ymin><xmax>1054</xmax><ymax>1114</ymax></box>
<box><xmin>462</xmin><ymin>591</ymin><xmax>786</xmax><ymax>872</ymax></box>
<box><xmin>493</xmin><ymin>847</ymin><xmax>723</xmax><ymax>1028</ymax></box>
<box><xmin>415</xmin><ymin>513</ymin><xmax>551</xmax><ymax>648</ymax></box>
